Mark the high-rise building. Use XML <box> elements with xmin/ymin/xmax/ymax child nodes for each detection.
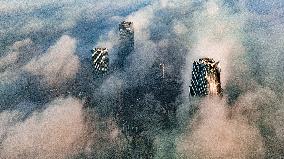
<box><xmin>117</xmin><ymin>21</ymin><xmax>134</xmax><ymax>68</ymax></box>
<box><xmin>189</xmin><ymin>58</ymin><xmax>222</xmax><ymax>96</ymax></box>
<box><xmin>91</xmin><ymin>48</ymin><xmax>109</xmax><ymax>73</ymax></box>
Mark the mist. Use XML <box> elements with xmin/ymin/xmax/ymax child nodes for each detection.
<box><xmin>0</xmin><ymin>0</ymin><xmax>284</xmax><ymax>158</ymax></box>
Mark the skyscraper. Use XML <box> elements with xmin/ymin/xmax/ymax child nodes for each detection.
<box><xmin>189</xmin><ymin>58</ymin><xmax>222</xmax><ymax>96</ymax></box>
<box><xmin>91</xmin><ymin>48</ymin><xmax>109</xmax><ymax>73</ymax></box>
<box><xmin>117</xmin><ymin>21</ymin><xmax>134</xmax><ymax>68</ymax></box>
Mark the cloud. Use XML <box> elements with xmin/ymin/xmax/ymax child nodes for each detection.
<box><xmin>174</xmin><ymin>0</ymin><xmax>284</xmax><ymax>158</ymax></box>
<box><xmin>0</xmin><ymin>97</ymin><xmax>128</xmax><ymax>159</ymax></box>
<box><xmin>0</xmin><ymin>38</ymin><xmax>33</xmax><ymax>70</ymax></box>
<box><xmin>177</xmin><ymin>97</ymin><xmax>265</xmax><ymax>159</ymax></box>
<box><xmin>1</xmin><ymin>0</ymin><xmax>284</xmax><ymax>158</ymax></box>
<box><xmin>24</xmin><ymin>35</ymin><xmax>79</xmax><ymax>87</ymax></box>
<box><xmin>0</xmin><ymin>97</ymin><xmax>85</xmax><ymax>159</ymax></box>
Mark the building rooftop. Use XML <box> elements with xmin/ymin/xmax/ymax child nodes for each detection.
<box><xmin>119</xmin><ymin>21</ymin><xmax>134</xmax><ymax>32</ymax></box>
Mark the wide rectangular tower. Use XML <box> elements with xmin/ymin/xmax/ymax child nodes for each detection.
<box><xmin>189</xmin><ymin>58</ymin><xmax>222</xmax><ymax>96</ymax></box>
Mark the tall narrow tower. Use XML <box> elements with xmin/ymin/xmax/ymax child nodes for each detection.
<box><xmin>91</xmin><ymin>48</ymin><xmax>109</xmax><ymax>73</ymax></box>
<box><xmin>159</xmin><ymin>63</ymin><xmax>165</xmax><ymax>79</ymax></box>
<box><xmin>189</xmin><ymin>58</ymin><xmax>222</xmax><ymax>96</ymax></box>
<box><xmin>117</xmin><ymin>21</ymin><xmax>134</xmax><ymax>68</ymax></box>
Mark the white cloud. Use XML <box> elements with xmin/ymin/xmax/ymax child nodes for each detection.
<box><xmin>177</xmin><ymin>98</ymin><xmax>265</xmax><ymax>159</ymax></box>
<box><xmin>0</xmin><ymin>97</ymin><xmax>85</xmax><ymax>159</ymax></box>
<box><xmin>24</xmin><ymin>35</ymin><xmax>79</xmax><ymax>87</ymax></box>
